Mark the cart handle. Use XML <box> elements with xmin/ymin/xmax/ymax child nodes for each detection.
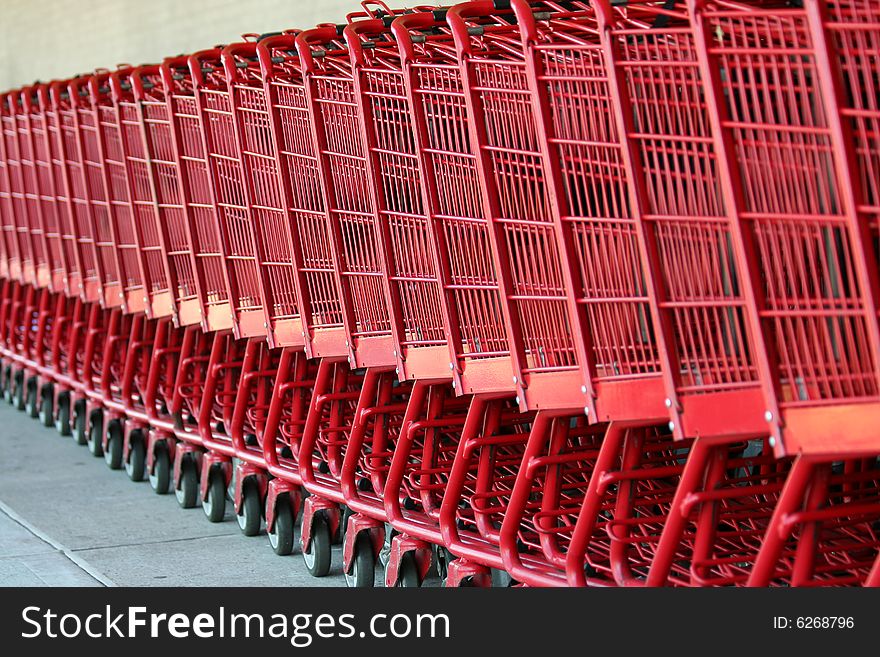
<box><xmin>391</xmin><ymin>10</ymin><xmax>446</xmax><ymax>63</ymax></box>
<box><xmin>348</xmin><ymin>0</ymin><xmax>393</xmax><ymax>23</ymax></box>
<box><xmin>345</xmin><ymin>11</ymin><xmax>413</xmax><ymax>64</ymax></box>
<box><xmin>221</xmin><ymin>41</ymin><xmax>259</xmax><ymax>81</ymax></box>
<box><xmin>188</xmin><ymin>48</ymin><xmax>224</xmax><ymax>86</ymax></box>
<box><xmin>68</xmin><ymin>75</ymin><xmax>93</xmax><ymax>106</ymax></box>
<box><xmin>447</xmin><ymin>0</ymin><xmax>515</xmax><ymax>57</ymax></box>
<box><xmin>33</xmin><ymin>83</ymin><xmax>49</xmax><ymax>112</ymax></box>
<box><xmin>131</xmin><ymin>64</ymin><xmax>161</xmax><ymax>100</ymax></box>
<box><xmin>295</xmin><ymin>25</ymin><xmax>345</xmax><ymax>73</ymax></box>
<box><xmin>255</xmin><ymin>33</ymin><xmax>300</xmax><ymax>78</ymax></box>
<box><xmin>160</xmin><ymin>55</ymin><xmax>191</xmax><ymax>92</ymax></box>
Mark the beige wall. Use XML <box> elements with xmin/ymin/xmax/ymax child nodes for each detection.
<box><xmin>0</xmin><ymin>0</ymin><xmax>357</xmax><ymax>91</ymax></box>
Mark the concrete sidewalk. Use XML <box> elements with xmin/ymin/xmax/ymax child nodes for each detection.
<box><xmin>0</xmin><ymin>402</ymin><xmax>347</xmax><ymax>587</ymax></box>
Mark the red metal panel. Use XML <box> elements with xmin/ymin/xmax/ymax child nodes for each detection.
<box><xmin>350</xmin><ymin>13</ymin><xmax>451</xmax><ymax>380</ymax></box>
<box><xmin>74</xmin><ymin>74</ymin><xmax>124</xmax><ymax>307</ymax></box>
<box><xmin>392</xmin><ymin>11</ymin><xmax>511</xmax><ymax>395</ymax></box>
<box><xmin>595</xmin><ymin>0</ymin><xmax>772</xmax><ymax>442</ymax></box>
<box><xmin>258</xmin><ymin>33</ymin><xmax>333</xmax><ymax>353</ymax></box>
<box><xmin>450</xmin><ymin>0</ymin><xmax>585</xmax><ymax>409</ymax></box>
<box><xmin>687</xmin><ymin>0</ymin><xmax>880</xmax><ymax>455</ymax></box>
<box><xmin>296</xmin><ymin>24</ymin><xmax>391</xmax><ymax>363</ymax></box>
<box><xmin>1</xmin><ymin>91</ymin><xmax>31</xmax><ymax>284</ymax></box>
<box><xmin>45</xmin><ymin>80</ymin><xmax>84</xmax><ymax>298</ymax></box>
<box><xmin>0</xmin><ymin>94</ymin><xmax>12</xmax><ymax>281</ymax></box>
<box><xmin>26</xmin><ymin>85</ymin><xmax>67</xmax><ymax>292</ymax></box>
<box><xmin>56</xmin><ymin>78</ymin><xmax>102</xmax><ymax>302</ymax></box>
<box><xmin>193</xmin><ymin>46</ymin><xmax>266</xmax><ymax>339</ymax></box>
<box><xmin>14</xmin><ymin>88</ymin><xmax>49</xmax><ymax>288</ymax></box>
<box><xmin>113</xmin><ymin>67</ymin><xmax>173</xmax><ymax>319</ymax></box>
<box><xmin>163</xmin><ymin>53</ymin><xmax>230</xmax><ymax>329</ymax></box>
<box><xmin>227</xmin><ymin>38</ymin><xmax>305</xmax><ymax>348</ymax></box>
<box><xmin>92</xmin><ymin>70</ymin><xmax>148</xmax><ymax>314</ymax></box>
<box><xmin>259</xmin><ymin>34</ymin><xmax>348</xmax><ymax>358</ymax></box>
<box><xmin>513</xmin><ymin>0</ymin><xmax>669</xmax><ymax>422</ymax></box>
<box><xmin>132</xmin><ymin>63</ymin><xmax>195</xmax><ymax>321</ymax></box>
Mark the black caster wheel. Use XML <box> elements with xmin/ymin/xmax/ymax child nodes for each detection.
<box><xmin>395</xmin><ymin>553</ymin><xmax>421</xmax><ymax>588</ymax></box>
<box><xmin>4</xmin><ymin>367</ymin><xmax>14</xmax><ymax>404</ymax></box>
<box><xmin>103</xmin><ymin>421</ymin><xmax>122</xmax><ymax>469</ymax></box>
<box><xmin>87</xmin><ymin>413</ymin><xmax>104</xmax><ymax>457</ymax></box>
<box><xmin>125</xmin><ymin>432</ymin><xmax>146</xmax><ymax>482</ymax></box>
<box><xmin>12</xmin><ymin>372</ymin><xmax>25</xmax><ymax>411</ymax></box>
<box><xmin>0</xmin><ymin>365</ymin><xmax>9</xmax><ymax>400</ymax></box>
<box><xmin>344</xmin><ymin>533</ymin><xmax>376</xmax><ymax>588</ymax></box>
<box><xmin>72</xmin><ymin>399</ymin><xmax>87</xmax><ymax>445</ymax></box>
<box><xmin>175</xmin><ymin>460</ymin><xmax>199</xmax><ymax>509</ymax></box>
<box><xmin>202</xmin><ymin>469</ymin><xmax>226</xmax><ymax>523</ymax></box>
<box><xmin>149</xmin><ymin>448</ymin><xmax>171</xmax><ymax>494</ymax></box>
<box><xmin>24</xmin><ymin>379</ymin><xmax>39</xmax><ymax>419</ymax></box>
<box><xmin>236</xmin><ymin>483</ymin><xmax>262</xmax><ymax>536</ymax></box>
<box><xmin>38</xmin><ymin>385</ymin><xmax>54</xmax><ymax>428</ymax></box>
<box><xmin>302</xmin><ymin>515</ymin><xmax>332</xmax><ymax>577</ymax></box>
<box><xmin>268</xmin><ymin>500</ymin><xmax>295</xmax><ymax>556</ymax></box>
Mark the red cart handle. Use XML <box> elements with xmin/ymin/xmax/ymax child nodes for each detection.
<box><xmin>160</xmin><ymin>54</ymin><xmax>193</xmax><ymax>93</ymax></box>
<box><xmin>188</xmin><ymin>48</ymin><xmax>224</xmax><ymax>86</ymax></box>
<box><xmin>348</xmin><ymin>0</ymin><xmax>394</xmax><ymax>23</ymax></box>
<box><xmin>130</xmin><ymin>64</ymin><xmax>160</xmax><ymax>100</ymax></box>
<box><xmin>255</xmin><ymin>32</ymin><xmax>300</xmax><ymax>79</ymax></box>
<box><xmin>391</xmin><ymin>10</ymin><xmax>447</xmax><ymax>63</ymax></box>
<box><xmin>447</xmin><ymin>0</ymin><xmax>513</xmax><ymax>57</ymax></box>
<box><xmin>295</xmin><ymin>25</ymin><xmax>344</xmax><ymax>74</ymax></box>
<box><xmin>221</xmin><ymin>41</ymin><xmax>259</xmax><ymax>82</ymax></box>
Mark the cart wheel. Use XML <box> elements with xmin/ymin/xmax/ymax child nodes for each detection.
<box><xmin>12</xmin><ymin>372</ymin><xmax>25</xmax><ymax>411</ymax></box>
<box><xmin>202</xmin><ymin>469</ymin><xmax>226</xmax><ymax>523</ymax></box>
<box><xmin>87</xmin><ymin>413</ymin><xmax>104</xmax><ymax>457</ymax></box>
<box><xmin>302</xmin><ymin>516</ymin><xmax>331</xmax><ymax>577</ymax></box>
<box><xmin>24</xmin><ymin>379</ymin><xmax>39</xmax><ymax>419</ymax></box>
<box><xmin>0</xmin><ymin>365</ymin><xmax>9</xmax><ymax>399</ymax></box>
<box><xmin>395</xmin><ymin>553</ymin><xmax>420</xmax><ymax>588</ymax></box>
<box><xmin>125</xmin><ymin>433</ymin><xmax>146</xmax><ymax>482</ymax></box>
<box><xmin>434</xmin><ymin>545</ymin><xmax>451</xmax><ymax>580</ymax></box>
<box><xmin>72</xmin><ymin>399</ymin><xmax>86</xmax><ymax>444</ymax></box>
<box><xmin>336</xmin><ymin>505</ymin><xmax>353</xmax><ymax>544</ymax></box>
<box><xmin>175</xmin><ymin>460</ymin><xmax>198</xmax><ymax>508</ymax></box>
<box><xmin>104</xmin><ymin>421</ymin><xmax>123</xmax><ymax>469</ymax></box>
<box><xmin>491</xmin><ymin>568</ymin><xmax>514</xmax><ymax>588</ymax></box>
<box><xmin>344</xmin><ymin>533</ymin><xmax>375</xmax><ymax>588</ymax></box>
<box><xmin>4</xmin><ymin>367</ymin><xmax>15</xmax><ymax>404</ymax></box>
<box><xmin>236</xmin><ymin>483</ymin><xmax>262</xmax><ymax>536</ymax></box>
<box><xmin>149</xmin><ymin>449</ymin><xmax>171</xmax><ymax>494</ymax></box>
<box><xmin>268</xmin><ymin>500</ymin><xmax>294</xmax><ymax>556</ymax></box>
<box><xmin>38</xmin><ymin>385</ymin><xmax>54</xmax><ymax>428</ymax></box>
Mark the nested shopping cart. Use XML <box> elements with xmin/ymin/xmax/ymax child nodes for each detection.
<box><xmin>550</xmin><ymin>0</ymin><xmax>880</xmax><ymax>587</ymax></box>
<box><xmin>192</xmin><ymin>36</ymin><xmax>305</xmax><ymax>534</ymax></box>
<box><xmin>12</xmin><ymin>84</ymin><xmax>72</xmax><ymax>426</ymax></box>
<box><xmin>342</xmin><ymin>7</ymin><xmax>455</xmax><ymax>588</ymax></box>
<box><xmin>824</xmin><ymin>0</ymin><xmax>880</xmax><ymax>585</ymax></box>
<box><xmin>294</xmin><ymin>13</ymin><xmax>405</xmax><ymax>583</ymax></box>
<box><xmin>365</xmin><ymin>6</ymin><xmax>524</xmax><ymax>588</ymax></box>
<box><xmin>1</xmin><ymin>88</ymin><xmax>53</xmax><ymax>417</ymax></box>
<box><xmin>118</xmin><ymin>62</ymin><xmax>203</xmax><ymax>498</ymax></box>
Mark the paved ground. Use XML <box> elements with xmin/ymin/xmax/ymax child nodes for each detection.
<box><xmin>0</xmin><ymin>401</ymin><xmax>350</xmax><ymax>587</ymax></box>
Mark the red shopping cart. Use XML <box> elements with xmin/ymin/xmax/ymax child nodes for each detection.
<box><xmin>549</xmin><ymin>0</ymin><xmax>880</xmax><ymax>587</ymax></box>
<box><xmin>356</xmin><ymin>6</ymin><xmax>538</xmax><ymax>587</ymax></box>
<box><xmin>3</xmin><ymin>88</ymin><xmax>55</xmax><ymax>418</ymax></box>
<box><xmin>15</xmin><ymin>84</ymin><xmax>74</xmax><ymax>425</ymax></box>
